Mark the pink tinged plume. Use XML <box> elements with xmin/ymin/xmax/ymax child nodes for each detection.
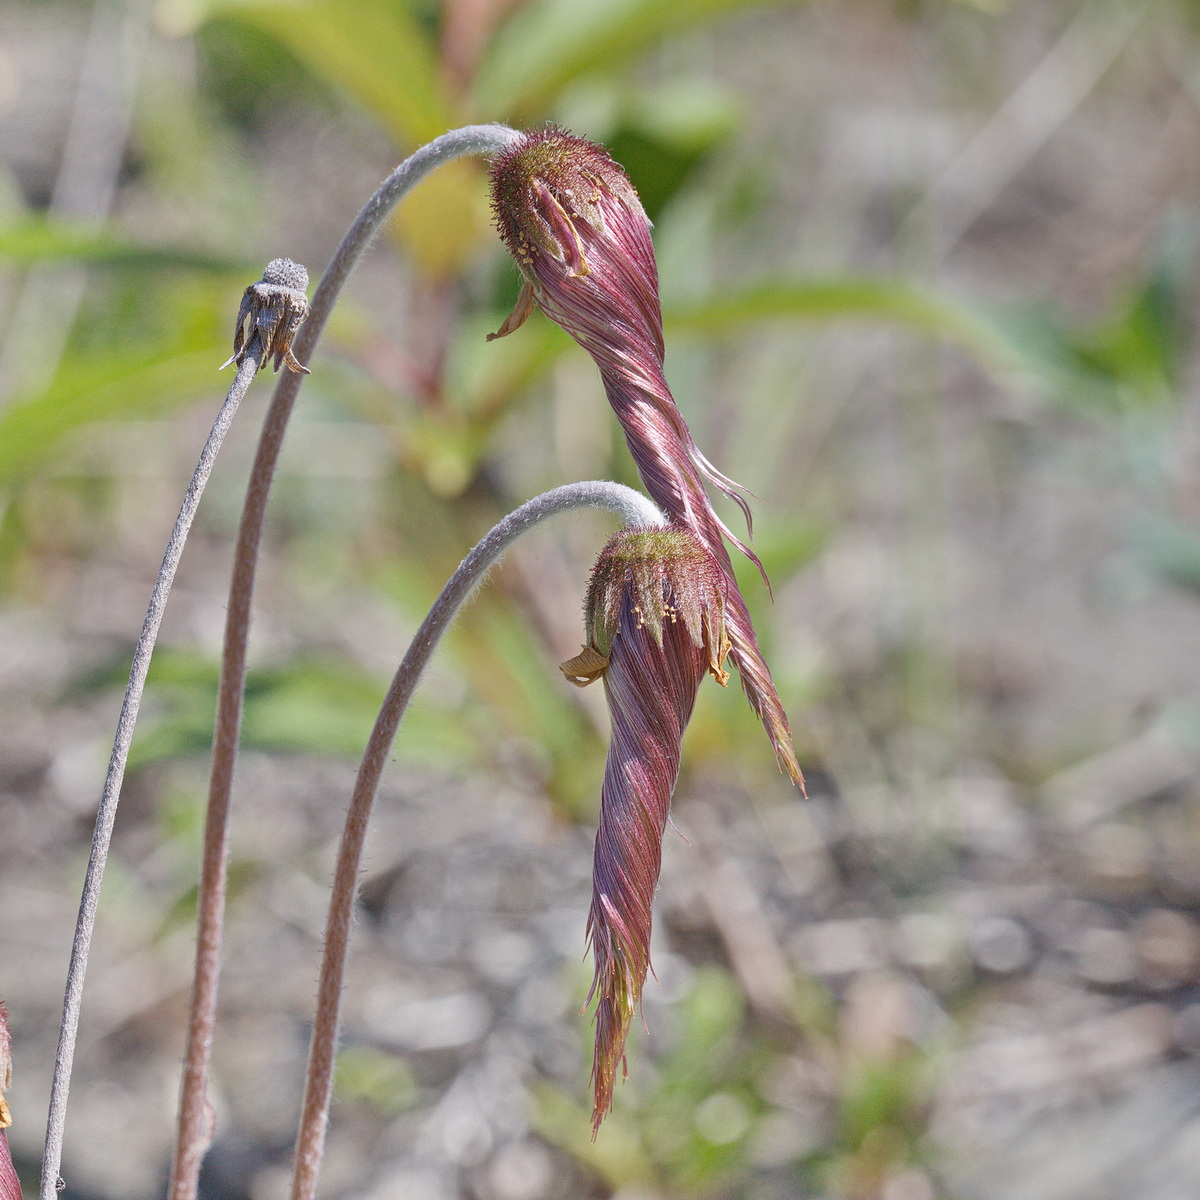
<box><xmin>489</xmin><ymin>127</ymin><xmax>803</xmax><ymax>789</ymax></box>
<box><xmin>0</xmin><ymin>1005</ymin><xmax>24</xmax><ymax>1200</ymax></box>
<box><xmin>561</xmin><ymin>528</ymin><xmax>731</xmax><ymax>1133</ymax></box>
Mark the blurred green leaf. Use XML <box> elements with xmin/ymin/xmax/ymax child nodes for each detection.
<box><xmin>458</xmin><ymin>599</ymin><xmax>600</xmax><ymax>808</ymax></box>
<box><xmin>249</xmin><ymin>664</ymin><xmax>476</xmax><ymax>765</ymax></box>
<box><xmin>453</xmin><ymin>308</ymin><xmax>575</xmax><ymax>417</ymax></box>
<box><xmin>599</xmin><ymin>80</ymin><xmax>741</xmax><ymax>220</ymax></box>
<box><xmin>77</xmin><ymin>650</ymin><xmax>477</xmax><ymax>769</ymax></box>
<box><xmin>838</xmin><ymin>1054</ymin><xmax>924</xmax><ymax>1151</ymax></box>
<box><xmin>664</xmin><ymin>278</ymin><xmax>1025</xmax><ymax>376</ymax></box>
<box><xmin>662</xmin><ymin>966</ymin><xmax>746</xmax><ymax>1084</ymax></box>
<box><xmin>995</xmin><ymin>211</ymin><xmax>1199</xmax><ymax>413</ymax></box>
<box><xmin>534</xmin><ymin>966</ymin><xmax>763</xmax><ymax>1192</ymax></box>
<box><xmin>0</xmin><ymin>216</ymin><xmax>242</xmax><ymax>272</ymax></box>
<box><xmin>388</xmin><ymin>156</ymin><xmax>494</xmax><ymax>275</ymax></box>
<box><xmin>334</xmin><ymin>1044</ymin><xmax>418</xmax><ymax>1115</ymax></box>
<box><xmin>995</xmin><ymin>302</ymin><xmax>1169</xmax><ymax>414</ymax></box>
<box><xmin>607</xmin><ymin>125</ymin><xmax>724</xmax><ymax>224</ymax></box>
<box><xmin>533</xmin><ymin>1079</ymin><xmax>659</xmax><ymax>1188</ymax></box>
<box><xmin>1074</xmin><ymin>273</ymin><xmax>1190</xmax><ymax>409</ymax></box>
<box><xmin>211</xmin><ymin>0</ymin><xmax>451</xmax><ymax>147</ymax></box>
<box><xmin>457</xmin><ymin>275</ymin><xmax>1024</xmax><ymax>439</ymax></box>
<box><xmin>155</xmin><ymin>858</ymin><xmax>260</xmax><ymax>937</ymax></box>
<box><xmin>197</xmin><ymin>15</ymin><xmax>336</xmax><ymax>129</ymax></box>
<box><xmin>474</xmin><ymin>0</ymin><xmax>804</xmax><ymax>120</ymax></box>
<box><xmin>732</xmin><ymin>516</ymin><xmax>827</xmax><ymax>585</ymax></box>
<box><xmin>0</xmin><ymin>343</ymin><xmax>226</xmax><ymax>486</ymax></box>
<box><xmin>367</xmin><ymin>480</ymin><xmax>604</xmax><ymax>806</ymax></box>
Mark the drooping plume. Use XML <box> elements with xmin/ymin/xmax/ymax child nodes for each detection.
<box><xmin>561</xmin><ymin>528</ymin><xmax>730</xmax><ymax>1133</ymax></box>
<box><xmin>0</xmin><ymin>1004</ymin><xmax>23</xmax><ymax>1200</ymax></box>
<box><xmin>489</xmin><ymin>126</ymin><xmax>802</xmax><ymax>788</ymax></box>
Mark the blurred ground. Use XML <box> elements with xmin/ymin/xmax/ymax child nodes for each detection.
<box><xmin>6</xmin><ymin>2</ymin><xmax>1200</xmax><ymax>1199</ymax></box>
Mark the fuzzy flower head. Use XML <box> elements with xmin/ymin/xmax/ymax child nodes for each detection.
<box><xmin>491</xmin><ymin>127</ymin><xmax>803</xmax><ymax>789</ymax></box>
<box><xmin>561</xmin><ymin>527</ymin><xmax>729</xmax><ymax>1133</ymax></box>
<box><xmin>563</xmin><ymin>526</ymin><xmax>730</xmax><ymax>685</ymax></box>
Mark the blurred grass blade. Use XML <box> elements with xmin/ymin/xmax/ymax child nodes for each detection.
<box><xmin>474</xmin><ymin>0</ymin><xmax>805</xmax><ymax>120</ymax></box>
<box><xmin>211</xmin><ymin>0</ymin><xmax>451</xmax><ymax>147</ymax></box>
<box><xmin>108</xmin><ymin>651</ymin><xmax>480</xmax><ymax>769</ymax></box>
<box><xmin>0</xmin><ymin>342</ymin><xmax>226</xmax><ymax>485</ymax></box>
<box><xmin>663</xmin><ymin>277</ymin><xmax>1025</xmax><ymax>376</ymax></box>
<box><xmin>0</xmin><ymin>216</ymin><xmax>240</xmax><ymax>272</ymax></box>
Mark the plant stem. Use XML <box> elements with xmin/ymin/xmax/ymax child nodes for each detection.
<box><xmin>169</xmin><ymin>124</ymin><xmax>521</xmax><ymax>1200</ymax></box>
<box><xmin>291</xmin><ymin>481</ymin><xmax>665</xmax><ymax>1200</ymax></box>
<box><xmin>40</xmin><ymin>342</ymin><xmax>264</xmax><ymax>1200</ymax></box>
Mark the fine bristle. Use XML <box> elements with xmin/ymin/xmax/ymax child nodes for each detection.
<box><xmin>262</xmin><ymin>257</ymin><xmax>309</xmax><ymax>292</ymax></box>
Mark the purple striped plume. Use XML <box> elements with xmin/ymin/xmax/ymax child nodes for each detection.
<box><xmin>561</xmin><ymin>528</ymin><xmax>730</xmax><ymax>1133</ymax></box>
<box><xmin>489</xmin><ymin>126</ymin><xmax>803</xmax><ymax>790</ymax></box>
<box><xmin>0</xmin><ymin>1005</ymin><xmax>23</xmax><ymax>1200</ymax></box>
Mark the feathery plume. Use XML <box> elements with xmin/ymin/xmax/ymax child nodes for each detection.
<box><xmin>0</xmin><ymin>1004</ymin><xmax>24</xmax><ymax>1200</ymax></box>
<box><xmin>490</xmin><ymin>127</ymin><xmax>802</xmax><ymax>788</ymax></box>
<box><xmin>562</xmin><ymin>528</ymin><xmax>730</xmax><ymax>1132</ymax></box>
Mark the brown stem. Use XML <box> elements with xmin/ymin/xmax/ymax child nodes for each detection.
<box><xmin>167</xmin><ymin>124</ymin><xmax>521</xmax><ymax>1200</ymax></box>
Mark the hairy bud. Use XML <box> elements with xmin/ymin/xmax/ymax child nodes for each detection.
<box><xmin>561</xmin><ymin>528</ymin><xmax>729</xmax><ymax>1133</ymax></box>
<box><xmin>490</xmin><ymin>127</ymin><xmax>802</xmax><ymax>789</ymax></box>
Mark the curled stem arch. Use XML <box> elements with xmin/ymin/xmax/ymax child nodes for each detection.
<box><xmin>291</xmin><ymin>480</ymin><xmax>666</xmax><ymax>1200</ymax></box>
<box><xmin>169</xmin><ymin>125</ymin><xmax>524</xmax><ymax>1200</ymax></box>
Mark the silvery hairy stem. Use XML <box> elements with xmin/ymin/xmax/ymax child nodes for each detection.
<box><xmin>41</xmin><ymin>341</ymin><xmax>264</xmax><ymax>1200</ymax></box>
<box><xmin>291</xmin><ymin>481</ymin><xmax>665</xmax><ymax>1200</ymax></box>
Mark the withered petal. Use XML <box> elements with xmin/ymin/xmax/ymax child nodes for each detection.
<box><xmin>560</xmin><ymin>644</ymin><xmax>609</xmax><ymax>687</ymax></box>
<box><xmin>486</xmin><ymin>280</ymin><xmax>537</xmax><ymax>342</ymax></box>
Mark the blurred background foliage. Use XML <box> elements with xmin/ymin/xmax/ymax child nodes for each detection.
<box><xmin>7</xmin><ymin>0</ymin><xmax>1200</xmax><ymax>1198</ymax></box>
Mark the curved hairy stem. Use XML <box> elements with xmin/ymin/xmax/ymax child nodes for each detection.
<box><xmin>291</xmin><ymin>481</ymin><xmax>664</xmax><ymax>1200</ymax></box>
<box><xmin>40</xmin><ymin>341</ymin><xmax>264</xmax><ymax>1200</ymax></box>
<box><xmin>169</xmin><ymin>124</ymin><xmax>522</xmax><ymax>1200</ymax></box>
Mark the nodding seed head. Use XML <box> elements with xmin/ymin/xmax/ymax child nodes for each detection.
<box><xmin>486</xmin><ymin>127</ymin><xmax>655</xmax><ymax>345</ymax></box>
<box><xmin>489</xmin><ymin>126</ymin><xmax>641</xmax><ymax>279</ymax></box>
<box><xmin>489</xmin><ymin>127</ymin><xmax>803</xmax><ymax>791</ymax></box>
<box><xmin>222</xmin><ymin>257</ymin><xmax>311</xmax><ymax>376</ymax></box>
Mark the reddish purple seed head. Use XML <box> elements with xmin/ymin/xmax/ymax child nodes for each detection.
<box><xmin>561</xmin><ymin>528</ymin><xmax>730</xmax><ymax>1133</ymax></box>
<box><xmin>0</xmin><ymin>1005</ymin><xmax>22</xmax><ymax>1200</ymax></box>
<box><xmin>490</xmin><ymin>127</ymin><xmax>802</xmax><ymax>790</ymax></box>
<box><xmin>491</xmin><ymin>127</ymin><xmax>805</xmax><ymax>1134</ymax></box>
<box><xmin>490</xmin><ymin>126</ymin><xmax>644</xmax><ymax>277</ymax></box>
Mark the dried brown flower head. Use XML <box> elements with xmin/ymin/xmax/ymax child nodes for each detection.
<box><xmin>222</xmin><ymin>257</ymin><xmax>311</xmax><ymax>375</ymax></box>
